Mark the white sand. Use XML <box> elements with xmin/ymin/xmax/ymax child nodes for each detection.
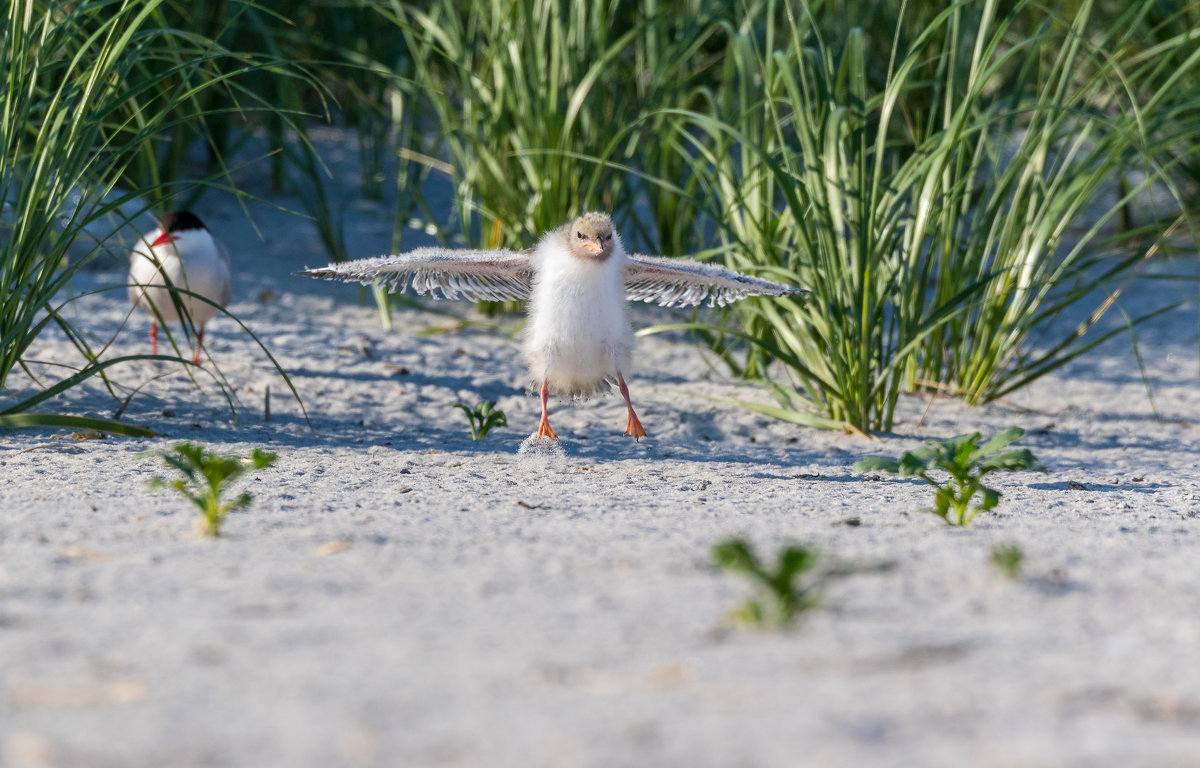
<box><xmin>3</xmin><ymin>129</ymin><xmax>1200</xmax><ymax>767</ymax></box>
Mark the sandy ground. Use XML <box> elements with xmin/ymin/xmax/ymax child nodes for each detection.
<box><xmin>3</xmin><ymin>129</ymin><xmax>1200</xmax><ymax>767</ymax></box>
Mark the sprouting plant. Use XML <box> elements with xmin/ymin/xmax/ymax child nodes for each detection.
<box><xmin>991</xmin><ymin>544</ymin><xmax>1025</xmax><ymax>579</ymax></box>
<box><xmin>147</xmin><ymin>442</ymin><xmax>277</xmax><ymax>537</ymax></box>
<box><xmin>855</xmin><ymin>427</ymin><xmax>1046</xmax><ymax>526</ymax></box>
<box><xmin>453</xmin><ymin>400</ymin><xmax>507</xmax><ymax>440</ymax></box>
<box><xmin>711</xmin><ymin>538</ymin><xmax>824</xmax><ymax>630</ymax></box>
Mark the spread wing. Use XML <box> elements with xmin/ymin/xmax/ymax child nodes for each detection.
<box><xmin>624</xmin><ymin>254</ymin><xmax>807</xmax><ymax>308</ymax></box>
<box><xmin>296</xmin><ymin>248</ymin><xmax>534</xmax><ymax>302</ymax></box>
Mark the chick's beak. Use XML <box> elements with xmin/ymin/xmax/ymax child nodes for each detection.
<box><xmin>582</xmin><ymin>240</ymin><xmax>602</xmax><ymax>253</ymax></box>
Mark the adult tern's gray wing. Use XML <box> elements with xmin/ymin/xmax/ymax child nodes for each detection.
<box><xmin>297</xmin><ymin>247</ymin><xmax>534</xmax><ymax>302</ymax></box>
<box><xmin>623</xmin><ymin>254</ymin><xmax>807</xmax><ymax>308</ymax></box>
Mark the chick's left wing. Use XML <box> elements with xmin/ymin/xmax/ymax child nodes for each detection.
<box><xmin>623</xmin><ymin>254</ymin><xmax>807</xmax><ymax>308</ymax></box>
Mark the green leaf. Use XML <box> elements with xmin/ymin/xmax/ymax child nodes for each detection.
<box><xmin>932</xmin><ymin>492</ymin><xmax>951</xmax><ymax>519</ymax></box>
<box><xmin>897</xmin><ymin>451</ymin><xmax>931</xmax><ymax>476</ymax></box>
<box><xmin>991</xmin><ymin>544</ymin><xmax>1024</xmax><ymax>579</ymax></box>
<box><xmin>0</xmin><ymin>413</ymin><xmax>156</xmax><ymax>437</ymax></box>
<box><xmin>952</xmin><ymin>434</ymin><xmax>981</xmax><ymax>470</ymax></box>
<box><xmin>249</xmin><ymin>450</ymin><xmax>278</xmax><ymax>469</ymax></box>
<box><xmin>730</xmin><ymin>601</ymin><xmax>765</xmax><ymax>628</ymax></box>
<box><xmin>971</xmin><ymin>427</ymin><xmax>1025</xmax><ymax>462</ymax></box>
<box><xmin>979</xmin><ymin>448</ymin><xmax>1046</xmax><ymax>473</ymax></box>
<box><xmin>854</xmin><ymin>456</ymin><xmax>900</xmax><ymax>473</ymax></box>
<box><xmin>161</xmin><ymin>455</ymin><xmax>198</xmax><ymax>482</ymax></box>
<box><xmin>714</xmin><ymin>393</ymin><xmax>848</xmax><ymax>432</ymax></box>
<box><xmin>712</xmin><ymin>538</ymin><xmax>763</xmax><ymax>578</ymax></box>
<box><xmin>978</xmin><ymin>485</ymin><xmax>1000</xmax><ymax>511</ymax></box>
<box><xmin>775</xmin><ymin>546</ymin><xmax>819</xmax><ymax>583</ymax></box>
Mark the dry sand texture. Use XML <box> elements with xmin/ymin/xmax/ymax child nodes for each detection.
<box><xmin>2</xmin><ymin>129</ymin><xmax>1200</xmax><ymax>767</ymax></box>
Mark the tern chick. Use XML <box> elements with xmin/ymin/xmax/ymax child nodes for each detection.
<box><xmin>128</xmin><ymin>210</ymin><xmax>231</xmax><ymax>363</ymax></box>
<box><xmin>299</xmin><ymin>212</ymin><xmax>806</xmax><ymax>440</ymax></box>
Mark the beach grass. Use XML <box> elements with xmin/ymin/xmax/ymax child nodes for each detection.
<box><xmin>3</xmin><ymin>0</ymin><xmax>1196</xmax><ymax>433</ymax></box>
<box><xmin>650</xmin><ymin>0</ymin><xmax>1200</xmax><ymax>432</ymax></box>
<box><xmin>0</xmin><ymin>0</ymin><xmax>315</xmax><ymax>431</ymax></box>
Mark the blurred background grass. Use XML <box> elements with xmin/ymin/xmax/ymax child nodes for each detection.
<box><xmin>2</xmin><ymin>0</ymin><xmax>1198</xmax><ymax>432</ymax></box>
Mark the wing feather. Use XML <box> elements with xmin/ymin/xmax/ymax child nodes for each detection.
<box><xmin>297</xmin><ymin>248</ymin><xmax>534</xmax><ymax>301</ymax></box>
<box><xmin>624</xmin><ymin>254</ymin><xmax>806</xmax><ymax>308</ymax></box>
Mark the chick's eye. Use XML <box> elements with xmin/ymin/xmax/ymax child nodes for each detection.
<box><xmin>576</xmin><ymin>231</ymin><xmax>584</xmax><ymax>239</ymax></box>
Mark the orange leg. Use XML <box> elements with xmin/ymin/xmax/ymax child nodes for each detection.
<box><xmin>192</xmin><ymin>326</ymin><xmax>205</xmax><ymax>364</ymax></box>
<box><xmin>536</xmin><ymin>379</ymin><xmax>557</xmax><ymax>440</ymax></box>
<box><xmin>150</xmin><ymin>321</ymin><xmax>159</xmax><ymax>356</ymax></box>
<box><xmin>617</xmin><ymin>373</ymin><xmax>646</xmax><ymax>441</ymax></box>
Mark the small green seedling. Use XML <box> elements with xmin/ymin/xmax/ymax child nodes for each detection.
<box><xmin>711</xmin><ymin>538</ymin><xmax>823</xmax><ymax>629</ymax></box>
<box><xmin>991</xmin><ymin>544</ymin><xmax>1025</xmax><ymax>579</ymax></box>
<box><xmin>855</xmin><ymin>427</ymin><xmax>1045</xmax><ymax>526</ymax></box>
<box><xmin>454</xmin><ymin>400</ymin><xmax>507</xmax><ymax>440</ymax></box>
<box><xmin>147</xmin><ymin>442</ymin><xmax>277</xmax><ymax>536</ymax></box>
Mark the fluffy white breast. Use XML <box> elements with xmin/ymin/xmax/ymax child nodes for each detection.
<box><xmin>128</xmin><ymin>228</ymin><xmax>231</xmax><ymax>325</ymax></box>
<box><xmin>523</xmin><ymin>231</ymin><xmax>633</xmax><ymax>397</ymax></box>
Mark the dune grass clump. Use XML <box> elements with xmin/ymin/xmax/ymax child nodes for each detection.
<box><xmin>147</xmin><ymin>442</ymin><xmax>277</xmax><ymax>537</ymax></box>
<box><xmin>0</xmin><ymin>0</ymin><xmax>316</xmax><ymax>435</ymax></box>
<box><xmin>372</xmin><ymin>0</ymin><xmax>730</xmax><ymax>259</ymax></box>
<box><xmin>650</xmin><ymin>0</ymin><xmax>1200</xmax><ymax>433</ymax></box>
<box><xmin>855</xmin><ymin>427</ymin><xmax>1046</xmax><ymax>526</ymax></box>
<box><xmin>8</xmin><ymin>0</ymin><xmax>1194</xmax><ymax>439</ymax></box>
